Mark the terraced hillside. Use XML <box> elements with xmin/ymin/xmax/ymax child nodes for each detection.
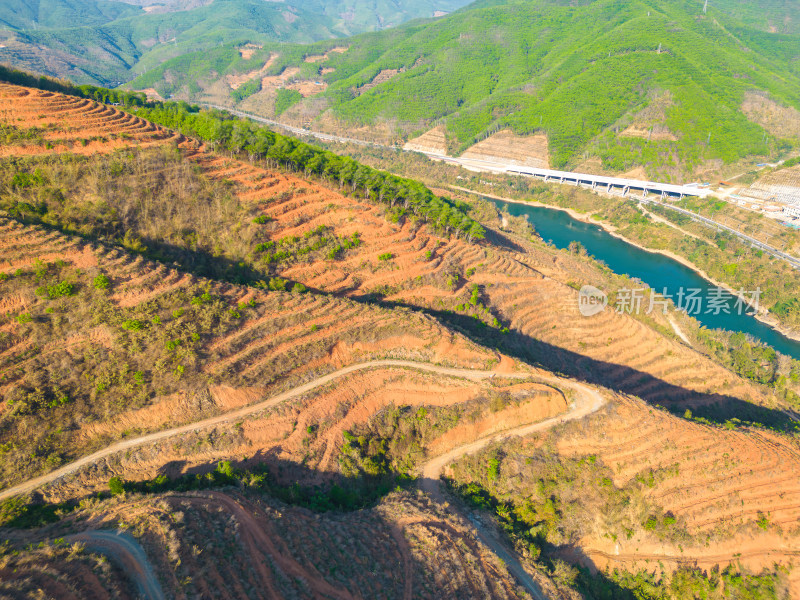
<box><xmin>0</xmin><ymin>82</ymin><xmax>788</xmax><ymax>421</ymax></box>
<box><xmin>743</xmin><ymin>163</ymin><xmax>800</xmax><ymax>205</ymax></box>
<box><xmin>558</xmin><ymin>397</ymin><xmax>800</xmax><ymax>537</ymax></box>
<box><xmin>0</xmin><ymin>212</ymin><xmax>513</xmax><ymax>490</ymax></box>
<box><xmin>171</xmin><ymin>120</ymin><xmax>774</xmax><ymax>417</ymax></box>
<box><xmin>2</xmin><ymin>81</ymin><xmax>800</xmax><ymax>599</ymax></box>
<box><xmin>448</xmin><ymin>392</ymin><xmax>800</xmax><ymax>594</ymax></box>
<box><xmin>0</xmin><ymin>83</ymin><xmax>191</xmax><ymax>155</ymax></box>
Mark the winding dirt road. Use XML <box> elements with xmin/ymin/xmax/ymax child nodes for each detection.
<box><xmin>419</xmin><ymin>378</ymin><xmax>606</xmax><ymax>600</ymax></box>
<box><xmin>3</xmin><ymin>359</ymin><xmax>608</xmax><ymax>600</ymax></box>
<box><xmin>0</xmin><ymin>360</ymin><xmax>602</xmax><ymax>501</ymax></box>
<box><xmin>420</xmin><ymin>379</ymin><xmax>604</xmax><ymax>491</ymax></box>
<box><xmin>68</xmin><ymin>530</ymin><xmax>166</xmax><ymax>600</ymax></box>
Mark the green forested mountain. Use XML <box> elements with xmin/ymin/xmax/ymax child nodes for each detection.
<box><xmin>289</xmin><ymin>0</ymin><xmax>470</xmax><ymax>33</ymax></box>
<box><xmin>0</xmin><ymin>0</ymin><xmax>470</xmax><ymax>85</ymax></box>
<box><xmin>153</xmin><ymin>0</ymin><xmax>798</xmax><ymax>177</ymax></box>
<box><xmin>4</xmin><ymin>0</ymin><xmax>799</xmax><ymax>178</ymax></box>
<box><xmin>1</xmin><ymin>0</ymin><xmax>344</xmax><ymax>85</ymax></box>
<box><xmin>713</xmin><ymin>0</ymin><xmax>799</xmax><ymax>35</ymax></box>
<box><xmin>0</xmin><ymin>0</ymin><xmax>142</xmax><ymax>30</ymax></box>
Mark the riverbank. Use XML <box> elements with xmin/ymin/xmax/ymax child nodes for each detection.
<box><xmin>452</xmin><ymin>185</ymin><xmax>800</xmax><ymax>345</ymax></box>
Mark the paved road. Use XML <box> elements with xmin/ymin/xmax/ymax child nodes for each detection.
<box><xmin>201</xmin><ymin>103</ymin><xmax>392</xmax><ymax>148</ymax></box>
<box><xmin>201</xmin><ymin>104</ymin><xmax>800</xmax><ymax>270</ymax></box>
<box><xmin>640</xmin><ymin>197</ymin><xmax>800</xmax><ymax>269</ymax></box>
<box><xmin>68</xmin><ymin>530</ymin><xmax>166</xmax><ymax>600</ymax></box>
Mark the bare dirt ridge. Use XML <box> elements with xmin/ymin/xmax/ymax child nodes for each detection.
<box><xmin>54</xmin><ymin>487</ymin><xmax>528</xmax><ymax>600</ymax></box>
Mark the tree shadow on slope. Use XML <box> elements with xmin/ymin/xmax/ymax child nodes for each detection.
<box><xmin>1</xmin><ymin>215</ymin><xmax>300</xmax><ymax>291</ymax></box>
<box><xmin>2</xmin><ymin>457</ymin><xmax>405</xmax><ymax>536</ymax></box>
<box><xmin>118</xmin><ymin>456</ymin><xmax>540</xmax><ymax>599</ymax></box>
<box><xmin>401</xmin><ymin>306</ymin><xmax>797</xmax><ymax>433</ymax></box>
<box><xmin>480</xmin><ymin>227</ymin><xmax>529</xmax><ymax>254</ymax></box>
<box><xmin>8</xmin><ymin>212</ymin><xmax>791</xmax><ymax>432</ymax></box>
<box><xmin>114</xmin><ymin>450</ymin><xmax>410</xmax><ymax>513</ymax></box>
<box><xmin>0</xmin><ymin>459</ymin><xmax>409</xmax><ymax>599</ymax></box>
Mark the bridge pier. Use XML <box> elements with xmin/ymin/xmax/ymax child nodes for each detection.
<box><xmin>622</xmin><ymin>186</ymin><xmax>630</xmax><ymax>197</ymax></box>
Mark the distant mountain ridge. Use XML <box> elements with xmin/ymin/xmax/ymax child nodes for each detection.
<box><xmin>137</xmin><ymin>0</ymin><xmax>799</xmax><ymax>180</ymax></box>
<box><xmin>0</xmin><ymin>0</ymin><xmax>471</xmax><ymax>85</ymax></box>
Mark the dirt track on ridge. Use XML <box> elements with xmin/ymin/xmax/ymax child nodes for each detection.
<box><xmin>0</xmin><ymin>359</ymin><xmax>601</xmax><ymax>501</ymax></box>
<box><xmin>68</xmin><ymin>530</ymin><xmax>166</xmax><ymax>600</ymax></box>
<box><xmin>418</xmin><ymin>378</ymin><xmax>605</xmax><ymax>600</ymax></box>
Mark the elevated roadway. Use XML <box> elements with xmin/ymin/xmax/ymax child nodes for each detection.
<box><xmin>200</xmin><ymin>104</ymin><xmax>800</xmax><ymax>267</ymax></box>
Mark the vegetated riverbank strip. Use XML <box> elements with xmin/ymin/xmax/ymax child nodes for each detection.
<box><xmin>643</xmin><ymin>197</ymin><xmax>800</xmax><ymax>270</ymax></box>
<box><xmin>456</xmin><ymin>186</ymin><xmax>800</xmax><ymax>345</ymax></box>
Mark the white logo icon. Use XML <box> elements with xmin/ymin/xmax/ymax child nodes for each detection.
<box><xmin>579</xmin><ymin>285</ymin><xmax>607</xmax><ymax>317</ymax></box>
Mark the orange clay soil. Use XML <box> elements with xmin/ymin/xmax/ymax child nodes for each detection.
<box><xmin>0</xmin><ymin>89</ymin><xmax>780</xmax><ymax>430</ymax></box>
<box><xmin>174</xmin><ymin>136</ymin><xmax>771</xmax><ymax>413</ymax></box>
<box><xmin>2</xmin><ymin>83</ymin><xmax>798</xmax><ymax>589</ymax></box>
<box><xmin>548</xmin><ymin>394</ymin><xmax>800</xmax><ymax>592</ymax></box>
<box><xmin>0</xmin><ymin>84</ymin><xmax>196</xmax><ymax>156</ymax></box>
<box><xmin>0</xmin><ymin>81</ymin><xmax>779</xmax><ymax>453</ymax></box>
<box><xmin>44</xmin><ymin>369</ymin><xmax>552</xmax><ymax>499</ymax></box>
<box><xmin>0</xmin><ymin>211</ymin><xmax>509</xmax><ymax>490</ymax></box>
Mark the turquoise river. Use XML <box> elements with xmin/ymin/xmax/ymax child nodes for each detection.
<box><xmin>493</xmin><ymin>199</ymin><xmax>800</xmax><ymax>360</ymax></box>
